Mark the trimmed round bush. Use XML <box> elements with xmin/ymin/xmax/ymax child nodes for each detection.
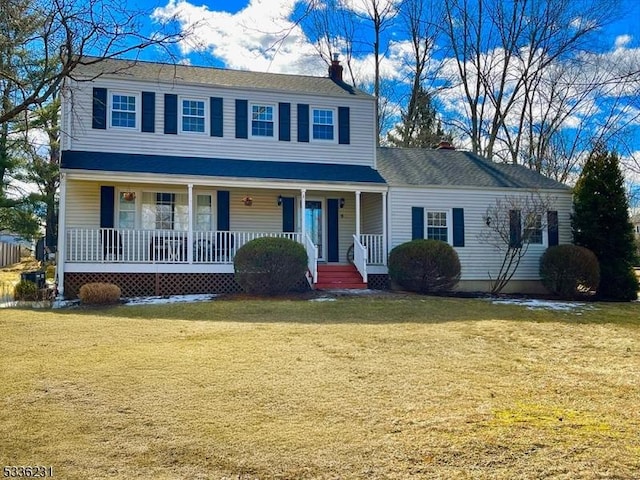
<box><xmin>78</xmin><ymin>282</ymin><xmax>122</xmax><ymax>305</ymax></box>
<box><xmin>14</xmin><ymin>280</ymin><xmax>39</xmax><ymax>301</ymax></box>
<box><xmin>388</xmin><ymin>239</ymin><xmax>461</xmax><ymax>293</ymax></box>
<box><xmin>540</xmin><ymin>245</ymin><xmax>600</xmax><ymax>299</ymax></box>
<box><xmin>234</xmin><ymin>237</ymin><xmax>308</xmax><ymax>295</ymax></box>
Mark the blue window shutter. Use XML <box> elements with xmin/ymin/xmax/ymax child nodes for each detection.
<box><xmin>217</xmin><ymin>191</ymin><xmax>230</xmax><ymax>231</ymax></box>
<box><xmin>297</xmin><ymin>104</ymin><xmax>309</xmax><ymax>142</ymax></box>
<box><xmin>100</xmin><ymin>186</ymin><xmax>115</xmax><ymax>228</ymax></box>
<box><xmin>92</xmin><ymin>88</ymin><xmax>107</xmax><ymax>130</ymax></box>
<box><xmin>338</xmin><ymin>106</ymin><xmax>350</xmax><ymax>144</ymax></box>
<box><xmin>282</xmin><ymin>197</ymin><xmax>295</xmax><ymax>232</ymax></box>
<box><xmin>509</xmin><ymin>210</ymin><xmax>522</xmax><ymax>248</ymax></box>
<box><xmin>210</xmin><ymin>97</ymin><xmax>223</xmax><ymax>137</ymax></box>
<box><xmin>279</xmin><ymin>102</ymin><xmax>291</xmax><ymax>141</ymax></box>
<box><xmin>141</xmin><ymin>91</ymin><xmax>155</xmax><ymax>133</ymax></box>
<box><xmin>452</xmin><ymin>208</ymin><xmax>465</xmax><ymax>247</ymax></box>
<box><xmin>235</xmin><ymin>99</ymin><xmax>248</xmax><ymax>139</ymax></box>
<box><xmin>411</xmin><ymin>207</ymin><xmax>424</xmax><ymax>240</ymax></box>
<box><xmin>164</xmin><ymin>94</ymin><xmax>177</xmax><ymax>134</ymax></box>
<box><xmin>547</xmin><ymin>210</ymin><xmax>559</xmax><ymax>246</ymax></box>
<box><xmin>327</xmin><ymin>199</ymin><xmax>340</xmax><ymax>262</ymax></box>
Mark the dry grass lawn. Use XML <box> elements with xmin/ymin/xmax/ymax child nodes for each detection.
<box><xmin>1</xmin><ymin>296</ymin><xmax>639</xmax><ymax>479</ymax></box>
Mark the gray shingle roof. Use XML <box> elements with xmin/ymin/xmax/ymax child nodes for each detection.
<box><xmin>376</xmin><ymin>147</ymin><xmax>570</xmax><ymax>190</ymax></box>
<box><xmin>73</xmin><ymin>57</ymin><xmax>371</xmax><ymax>99</ymax></box>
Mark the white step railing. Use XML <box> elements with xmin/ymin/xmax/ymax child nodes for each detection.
<box><xmin>303</xmin><ymin>234</ymin><xmax>318</xmax><ymax>284</ymax></box>
<box><xmin>359</xmin><ymin>234</ymin><xmax>385</xmax><ymax>265</ymax></box>
<box><xmin>352</xmin><ymin>234</ymin><xmax>368</xmax><ymax>283</ymax></box>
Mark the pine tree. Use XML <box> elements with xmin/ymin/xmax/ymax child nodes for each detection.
<box><xmin>386</xmin><ymin>88</ymin><xmax>452</xmax><ymax>148</ymax></box>
<box><xmin>572</xmin><ymin>145</ymin><xmax>639</xmax><ymax>300</ymax></box>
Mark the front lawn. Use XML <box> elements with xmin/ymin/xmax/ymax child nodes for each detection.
<box><xmin>1</xmin><ymin>296</ymin><xmax>639</xmax><ymax>479</ymax></box>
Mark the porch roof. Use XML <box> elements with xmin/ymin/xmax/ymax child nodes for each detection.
<box><xmin>61</xmin><ymin>151</ymin><xmax>386</xmax><ymax>185</ymax></box>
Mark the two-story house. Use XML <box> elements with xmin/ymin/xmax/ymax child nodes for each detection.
<box><xmin>58</xmin><ymin>57</ymin><xmax>388</xmax><ymax>298</ymax></box>
<box><xmin>58</xmin><ymin>57</ymin><xmax>572</xmax><ymax>299</ymax></box>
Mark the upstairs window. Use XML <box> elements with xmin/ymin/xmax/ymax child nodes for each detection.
<box><xmin>251</xmin><ymin>104</ymin><xmax>274</xmax><ymax>137</ymax></box>
<box><xmin>426</xmin><ymin>211</ymin><xmax>448</xmax><ymax>242</ymax></box>
<box><xmin>312</xmin><ymin>108</ymin><xmax>335</xmax><ymax>140</ymax></box>
<box><xmin>181</xmin><ymin>98</ymin><xmax>205</xmax><ymax>133</ymax></box>
<box><xmin>110</xmin><ymin>93</ymin><xmax>137</xmax><ymax>128</ymax></box>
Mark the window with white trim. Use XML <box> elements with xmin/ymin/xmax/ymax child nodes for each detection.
<box><xmin>195</xmin><ymin>194</ymin><xmax>213</xmax><ymax>231</ymax></box>
<box><xmin>426</xmin><ymin>211</ymin><xmax>448</xmax><ymax>242</ymax></box>
<box><xmin>312</xmin><ymin>108</ymin><xmax>335</xmax><ymax>140</ymax></box>
<box><xmin>251</xmin><ymin>104</ymin><xmax>274</xmax><ymax>137</ymax></box>
<box><xmin>141</xmin><ymin>192</ymin><xmax>188</xmax><ymax>231</ymax></box>
<box><xmin>118</xmin><ymin>191</ymin><xmax>136</xmax><ymax>229</ymax></box>
<box><xmin>110</xmin><ymin>92</ymin><xmax>137</xmax><ymax>129</ymax></box>
<box><xmin>181</xmin><ymin>98</ymin><xmax>206</xmax><ymax>133</ymax></box>
<box><xmin>524</xmin><ymin>213</ymin><xmax>543</xmax><ymax>244</ymax></box>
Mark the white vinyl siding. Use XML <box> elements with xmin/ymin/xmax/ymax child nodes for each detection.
<box><xmin>388</xmin><ymin>187</ymin><xmax>572</xmax><ymax>281</ymax></box>
<box><xmin>64</xmin><ymin>77</ymin><xmax>376</xmax><ymax>167</ymax></box>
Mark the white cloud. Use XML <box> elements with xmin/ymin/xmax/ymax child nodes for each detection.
<box><xmin>152</xmin><ymin>0</ymin><xmax>325</xmax><ymax>74</ymax></box>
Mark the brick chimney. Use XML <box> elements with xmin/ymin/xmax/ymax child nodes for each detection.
<box><xmin>328</xmin><ymin>53</ymin><xmax>343</xmax><ymax>83</ymax></box>
<box><xmin>436</xmin><ymin>140</ymin><xmax>456</xmax><ymax>150</ymax></box>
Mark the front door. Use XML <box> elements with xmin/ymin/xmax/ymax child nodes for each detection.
<box><xmin>305</xmin><ymin>200</ymin><xmax>325</xmax><ymax>260</ymax></box>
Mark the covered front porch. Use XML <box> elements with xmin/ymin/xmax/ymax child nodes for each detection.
<box><xmin>58</xmin><ymin>174</ymin><xmax>388</xmax><ymax>297</ymax></box>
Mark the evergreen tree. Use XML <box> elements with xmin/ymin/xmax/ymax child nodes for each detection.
<box><xmin>572</xmin><ymin>145</ymin><xmax>639</xmax><ymax>300</ymax></box>
<box><xmin>387</xmin><ymin>88</ymin><xmax>452</xmax><ymax>148</ymax></box>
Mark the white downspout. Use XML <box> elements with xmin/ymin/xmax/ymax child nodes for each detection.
<box><xmin>187</xmin><ymin>183</ymin><xmax>193</xmax><ymax>263</ymax></box>
<box><xmin>56</xmin><ymin>173</ymin><xmax>67</xmax><ymax>298</ymax></box>
<box><xmin>382</xmin><ymin>191</ymin><xmax>388</xmax><ymax>266</ymax></box>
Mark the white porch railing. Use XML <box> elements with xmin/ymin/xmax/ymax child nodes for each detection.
<box><xmin>66</xmin><ymin>228</ymin><xmax>302</xmax><ymax>264</ymax></box>
<box><xmin>359</xmin><ymin>234</ymin><xmax>385</xmax><ymax>265</ymax></box>
<box><xmin>302</xmin><ymin>234</ymin><xmax>318</xmax><ymax>284</ymax></box>
<box><xmin>352</xmin><ymin>234</ymin><xmax>368</xmax><ymax>283</ymax></box>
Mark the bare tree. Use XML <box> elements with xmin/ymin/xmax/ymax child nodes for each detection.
<box><xmin>479</xmin><ymin>191</ymin><xmax>556</xmax><ymax>294</ymax></box>
<box><xmin>441</xmin><ymin>0</ymin><xmax>628</xmax><ymax>170</ymax></box>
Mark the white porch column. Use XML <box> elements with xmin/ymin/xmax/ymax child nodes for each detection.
<box><xmin>187</xmin><ymin>183</ymin><xmax>193</xmax><ymax>263</ymax></box>
<box><xmin>355</xmin><ymin>191</ymin><xmax>361</xmax><ymax>238</ymax></box>
<box><xmin>300</xmin><ymin>188</ymin><xmax>306</xmax><ymax>237</ymax></box>
<box><xmin>56</xmin><ymin>173</ymin><xmax>67</xmax><ymax>297</ymax></box>
<box><xmin>382</xmin><ymin>191</ymin><xmax>388</xmax><ymax>265</ymax></box>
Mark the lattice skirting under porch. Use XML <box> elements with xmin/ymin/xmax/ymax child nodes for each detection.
<box><xmin>367</xmin><ymin>274</ymin><xmax>390</xmax><ymax>290</ymax></box>
<box><xmin>63</xmin><ymin>272</ymin><xmax>311</xmax><ymax>299</ymax></box>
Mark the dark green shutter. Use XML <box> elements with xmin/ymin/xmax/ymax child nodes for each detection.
<box><xmin>509</xmin><ymin>210</ymin><xmax>522</xmax><ymax>248</ymax></box>
<box><xmin>210</xmin><ymin>97</ymin><xmax>223</xmax><ymax>137</ymax></box>
<box><xmin>279</xmin><ymin>102</ymin><xmax>291</xmax><ymax>141</ymax></box>
<box><xmin>141</xmin><ymin>91</ymin><xmax>155</xmax><ymax>133</ymax></box>
<box><xmin>547</xmin><ymin>210</ymin><xmax>559</xmax><ymax>246</ymax></box>
<box><xmin>452</xmin><ymin>208</ymin><xmax>465</xmax><ymax>247</ymax></box>
<box><xmin>297</xmin><ymin>104</ymin><xmax>309</xmax><ymax>142</ymax></box>
<box><xmin>217</xmin><ymin>191</ymin><xmax>230</xmax><ymax>231</ymax></box>
<box><xmin>235</xmin><ymin>99</ymin><xmax>248</xmax><ymax>139</ymax></box>
<box><xmin>100</xmin><ymin>186</ymin><xmax>115</xmax><ymax>228</ymax></box>
<box><xmin>411</xmin><ymin>207</ymin><xmax>424</xmax><ymax>240</ymax></box>
<box><xmin>338</xmin><ymin>106</ymin><xmax>350</xmax><ymax>144</ymax></box>
<box><xmin>164</xmin><ymin>94</ymin><xmax>178</xmax><ymax>134</ymax></box>
<box><xmin>282</xmin><ymin>197</ymin><xmax>295</xmax><ymax>232</ymax></box>
<box><xmin>92</xmin><ymin>88</ymin><xmax>107</xmax><ymax>129</ymax></box>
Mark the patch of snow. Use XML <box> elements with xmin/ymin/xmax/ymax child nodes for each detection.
<box><xmin>123</xmin><ymin>294</ymin><xmax>218</xmax><ymax>306</ymax></box>
<box><xmin>490</xmin><ymin>298</ymin><xmax>595</xmax><ymax>311</ymax></box>
<box><xmin>309</xmin><ymin>297</ymin><xmax>337</xmax><ymax>302</ymax></box>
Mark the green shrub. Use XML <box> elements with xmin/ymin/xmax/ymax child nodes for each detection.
<box><xmin>14</xmin><ymin>280</ymin><xmax>39</xmax><ymax>301</ymax></box>
<box><xmin>540</xmin><ymin>245</ymin><xmax>600</xmax><ymax>299</ymax></box>
<box><xmin>78</xmin><ymin>282</ymin><xmax>121</xmax><ymax>305</ymax></box>
<box><xmin>45</xmin><ymin>264</ymin><xmax>56</xmax><ymax>280</ymax></box>
<box><xmin>388</xmin><ymin>239</ymin><xmax>461</xmax><ymax>293</ymax></box>
<box><xmin>234</xmin><ymin>237</ymin><xmax>308</xmax><ymax>295</ymax></box>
